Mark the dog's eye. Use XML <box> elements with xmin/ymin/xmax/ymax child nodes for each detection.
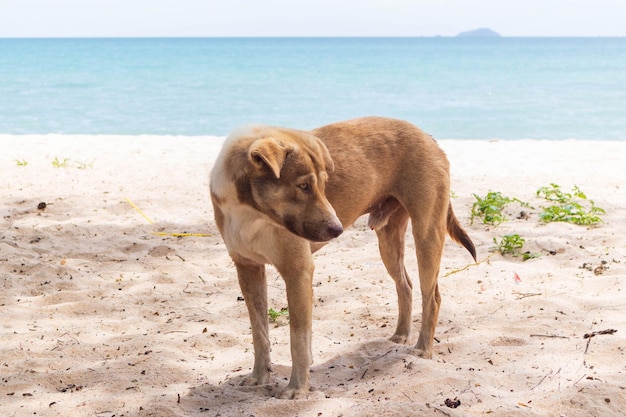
<box><xmin>298</xmin><ymin>183</ymin><xmax>311</xmax><ymax>193</ymax></box>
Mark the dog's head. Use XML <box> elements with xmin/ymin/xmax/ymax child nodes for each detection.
<box><xmin>214</xmin><ymin>126</ymin><xmax>343</xmax><ymax>242</ymax></box>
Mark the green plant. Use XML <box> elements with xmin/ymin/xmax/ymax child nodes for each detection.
<box><xmin>536</xmin><ymin>183</ymin><xmax>586</xmax><ymax>203</ymax></box>
<box><xmin>493</xmin><ymin>234</ymin><xmax>525</xmax><ymax>255</ymax></box>
<box><xmin>522</xmin><ymin>251</ymin><xmax>540</xmax><ymax>261</ymax></box>
<box><xmin>493</xmin><ymin>234</ymin><xmax>539</xmax><ymax>260</ymax></box>
<box><xmin>470</xmin><ymin>191</ymin><xmax>530</xmax><ymax>225</ymax></box>
<box><xmin>75</xmin><ymin>161</ymin><xmax>94</xmax><ymax>169</ymax></box>
<box><xmin>268</xmin><ymin>307</ymin><xmax>289</xmax><ymax>323</ymax></box>
<box><xmin>536</xmin><ymin>184</ymin><xmax>605</xmax><ymax>226</ymax></box>
<box><xmin>52</xmin><ymin>157</ymin><xmax>71</xmax><ymax>168</ymax></box>
<box><xmin>15</xmin><ymin>159</ymin><xmax>28</xmax><ymax>167</ymax></box>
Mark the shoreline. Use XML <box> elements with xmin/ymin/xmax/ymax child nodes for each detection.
<box><xmin>4</xmin><ymin>133</ymin><xmax>626</xmax><ymax>139</ymax></box>
<box><xmin>2</xmin><ymin>135</ymin><xmax>624</xmax><ymax>416</ymax></box>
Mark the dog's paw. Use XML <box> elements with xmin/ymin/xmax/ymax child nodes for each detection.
<box><xmin>239</xmin><ymin>373</ymin><xmax>270</xmax><ymax>387</ymax></box>
<box><xmin>389</xmin><ymin>333</ymin><xmax>409</xmax><ymax>344</ymax></box>
<box><xmin>278</xmin><ymin>386</ymin><xmax>310</xmax><ymax>400</ymax></box>
<box><xmin>411</xmin><ymin>347</ymin><xmax>433</xmax><ymax>359</ymax></box>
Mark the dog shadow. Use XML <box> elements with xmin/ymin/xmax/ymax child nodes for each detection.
<box><xmin>177</xmin><ymin>338</ymin><xmax>420</xmax><ymax>410</ymax></box>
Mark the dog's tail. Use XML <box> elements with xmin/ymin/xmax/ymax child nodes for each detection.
<box><xmin>447</xmin><ymin>204</ymin><xmax>477</xmax><ymax>262</ymax></box>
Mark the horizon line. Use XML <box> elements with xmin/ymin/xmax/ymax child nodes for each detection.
<box><xmin>2</xmin><ymin>35</ymin><xmax>625</xmax><ymax>40</ymax></box>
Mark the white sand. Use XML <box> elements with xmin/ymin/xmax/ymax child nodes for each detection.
<box><xmin>1</xmin><ymin>135</ymin><xmax>624</xmax><ymax>416</ymax></box>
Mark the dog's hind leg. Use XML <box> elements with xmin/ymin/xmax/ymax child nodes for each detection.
<box><xmin>410</xmin><ymin>212</ymin><xmax>447</xmax><ymax>359</ymax></box>
<box><xmin>375</xmin><ymin>208</ymin><xmax>413</xmax><ymax>344</ymax></box>
<box><xmin>235</xmin><ymin>261</ymin><xmax>272</xmax><ymax>386</ymax></box>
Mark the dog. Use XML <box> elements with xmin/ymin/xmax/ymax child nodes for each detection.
<box><xmin>210</xmin><ymin>116</ymin><xmax>476</xmax><ymax>399</ymax></box>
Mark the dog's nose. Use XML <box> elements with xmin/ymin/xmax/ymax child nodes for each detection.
<box><xmin>327</xmin><ymin>222</ymin><xmax>343</xmax><ymax>238</ymax></box>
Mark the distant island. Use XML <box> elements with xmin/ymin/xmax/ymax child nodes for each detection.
<box><xmin>456</xmin><ymin>28</ymin><xmax>501</xmax><ymax>38</ymax></box>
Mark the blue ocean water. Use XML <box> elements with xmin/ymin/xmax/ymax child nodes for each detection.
<box><xmin>1</xmin><ymin>37</ymin><xmax>625</xmax><ymax>139</ymax></box>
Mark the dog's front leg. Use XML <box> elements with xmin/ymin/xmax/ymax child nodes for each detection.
<box><xmin>275</xmin><ymin>248</ymin><xmax>315</xmax><ymax>399</ymax></box>
<box><xmin>235</xmin><ymin>261</ymin><xmax>272</xmax><ymax>386</ymax></box>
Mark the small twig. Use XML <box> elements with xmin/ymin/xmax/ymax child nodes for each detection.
<box><xmin>401</xmin><ymin>391</ymin><xmax>415</xmax><ymax>402</ymax></box>
<box><xmin>57</xmin><ymin>332</ymin><xmax>80</xmax><ymax>344</ymax></box>
<box><xmin>531</xmin><ymin>373</ymin><xmax>550</xmax><ymax>391</ymax></box>
<box><xmin>443</xmin><ymin>253</ymin><xmax>495</xmax><ymax>278</ymax></box>
<box><xmin>583</xmin><ymin>329</ymin><xmax>617</xmax><ymax>339</ymax></box>
<box><xmin>514</xmin><ymin>292</ymin><xmax>542</xmax><ymax>300</ymax></box>
<box><xmin>530</xmin><ymin>368</ymin><xmax>561</xmax><ymax>390</ymax></box>
<box><xmin>584</xmin><ymin>328</ymin><xmax>617</xmax><ymax>354</ymax></box>
<box><xmin>530</xmin><ymin>334</ymin><xmax>569</xmax><ymax>339</ymax></box>
<box><xmin>573</xmin><ymin>373</ymin><xmax>587</xmax><ymax>386</ymax></box>
<box><xmin>125</xmin><ymin>196</ymin><xmax>154</xmax><ymax>224</ymax></box>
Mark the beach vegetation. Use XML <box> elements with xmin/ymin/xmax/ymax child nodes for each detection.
<box><xmin>536</xmin><ymin>184</ymin><xmax>605</xmax><ymax>225</ymax></box>
<box><xmin>470</xmin><ymin>191</ymin><xmax>530</xmax><ymax>225</ymax></box>
<box><xmin>522</xmin><ymin>251</ymin><xmax>540</xmax><ymax>261</ymax></box>
<box><xmin>52</xmin><ymin>157</ymin><xmax>71</xmax><ymax>168</ymax></box>
<box><xmin>268</xmin><ymin>307</ymin><xmax>289</xmax><ymax>323</ymax></box>
<box><xmin>15</xmin><ymin>159</ymin><xmax>28</xmax><ymax>167</ymax></box>
<box><xmin>51</xmin><ymin>157</ymin><xmax>93</xmax><ymax>169</ymax></box>
<box><xmin>75</xmin><ymin>161</ymin><xmax>94</xmax><ymax>169</ymax></box>
<box><xmin>493</xmin><ymin>234</ymin><xmax>539</xmax><ymax>261</ymax></box>
<box><xmin>493</xmin><ymin>233</ymin><xmax>525</xmax><ymax>255</ymax></box>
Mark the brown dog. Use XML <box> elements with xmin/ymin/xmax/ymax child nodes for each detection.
<box><xmin>210</xmin><ymin>116</ymin><xmax>476</xmax><ymax>399</ymax></box>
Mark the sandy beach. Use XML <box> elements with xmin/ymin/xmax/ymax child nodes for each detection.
<box><xmin>1</xmin><ymin>135</ymin><xmax>624</xmax><ymax>417</ymax></box>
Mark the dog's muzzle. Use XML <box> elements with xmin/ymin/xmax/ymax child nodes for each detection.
<box><xmin>303</xmin><ymin>219</ymin><xmax>343</xmax><ymax>242</ymax></box>
<box><xmin>325</xmin><ymin>222</ymin><xmax>344</xmax><ymax>239</ymax></box>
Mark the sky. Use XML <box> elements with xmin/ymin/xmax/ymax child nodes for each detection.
<box><xmin>1</xmin><ymin>0</ymin><xmax>625</xmax><ymax>38</ymax></box>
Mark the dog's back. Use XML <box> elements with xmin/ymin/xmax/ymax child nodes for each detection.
<box><xmin>312</xmin><ymin>116</ymin><xmax>475</xmax><ymax>259</ymax></box>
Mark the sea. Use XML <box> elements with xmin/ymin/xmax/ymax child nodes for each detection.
<box><xmin>1</xmin><ymin>37</ymin><xmax>625</xmax><ymax>140</ymax></box>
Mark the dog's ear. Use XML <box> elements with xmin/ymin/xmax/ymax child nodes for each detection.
<box><xmin>316</xmin><ymin>138</ymin><xmax>334</xmax><ymax>172</ymax></box>
<box><xmin>249</xmin><ymin>138</ymin><xmax>287</xmax><ymax>178</ymax></box>
<box><xmin>307</xmin><ymin>135</ymin><xmax>334</xmax><ymax>172</ymax></box>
